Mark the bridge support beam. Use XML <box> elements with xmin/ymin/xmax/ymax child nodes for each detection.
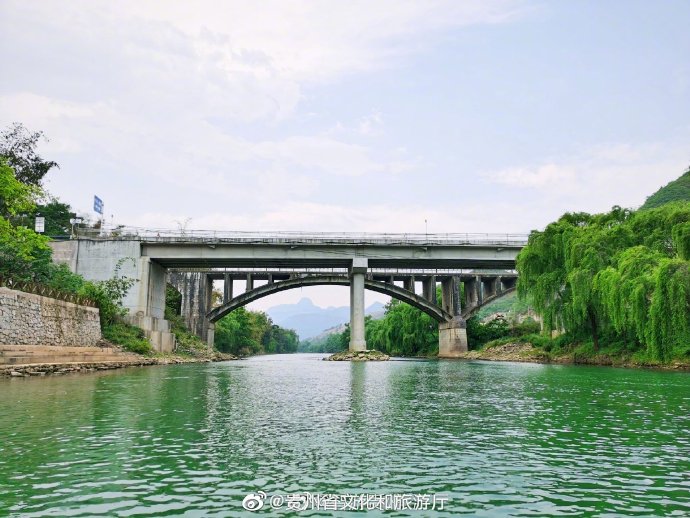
<box><xmin>422</xmin><ymin>276</ymin><xmax>436</xmax><ymax>303</ymax></box>
<box><xmin>223</xmin><ymin>274</ymin><xmax>233</xmax><ymax>304</ymax></box>
<box><xmin>482</xmin><ymin>277</ymin><xmax>498</xmax><ymax>299</ymax></box>
<box><xmin>441</xmin><ymin>276</ymin><xmax>461</xmax><ymax>316</ymax></box>
<box><xmin>349</xmin><ymin>258</ymin><xmax>368</xmax><ymax>352</ymax></box>
<box><xmin>403</xmin><ymin>275</ymin><xmax>415</xmax><ymax>293</ymax></box>
<box><xmin>168</xmin><ymin>271</ymin><xmax>213</xmax><ymax>344</ymax></box>
<box><xmin>438</xmin><ymin>317</ymin><xmax>468</xmax><ymax>357</ymax></box>
<box><xmin>207</xmin><ymin>322</ymin><xmax>215</xmax><ymax>347</ymax></box>
<box><xmin>125</xmin><ymin>257</ymin><xmax>175</xmax><ymax>353</ymax></box>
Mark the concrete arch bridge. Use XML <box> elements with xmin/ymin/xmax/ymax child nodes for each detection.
<box><xmin>49</xmin><ymin>231</ymin><xmax>525</xmax><ymax>356</ymax></box>
<box><xmin>171</xmin><ymin>268</ymin><xmax>517</xmax><ymax>358</ymax></box>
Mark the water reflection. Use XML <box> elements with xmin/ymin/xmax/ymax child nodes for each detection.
<box><xmin>0</xmin><ymin>357</ymin><xmax>688</xmax><ymax>516</ymax></box>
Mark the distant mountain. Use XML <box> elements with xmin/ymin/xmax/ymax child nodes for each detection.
<box><xmin>266</xmin><ymin>298</ymin><xmax>386</xmax><ymax>340</ymax></box>
<box><xmin>642</xmin><ymin>167</ymin><xmax>690</xmax><ymax>209</ymax></box>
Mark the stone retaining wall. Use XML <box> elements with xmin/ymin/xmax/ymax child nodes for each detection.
<box><xmin>0</xmin><ymin>287</ymin><xmax>101</xmax><ymax>347</ymax></box>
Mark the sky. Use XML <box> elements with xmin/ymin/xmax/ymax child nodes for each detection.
<box><xmin>1</xmin><ymin>0</ymin><xmax>689</xmax><ymax>312</ymax></box>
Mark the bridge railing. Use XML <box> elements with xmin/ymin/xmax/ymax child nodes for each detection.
<box><xmin>169</xmin><ymin>266</ymin><xmax>518</xmax><ymax>276</ymax></box>
<box><xmin>75</xmin><ymin>226</ymin><xmax>528</xmax><ymax>246</ymax></box>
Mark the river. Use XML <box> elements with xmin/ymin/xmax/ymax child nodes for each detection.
<box><xmin>1</xmin><ymin>355</ymin><xmax>689</xmax><ymax>516</ymax></box>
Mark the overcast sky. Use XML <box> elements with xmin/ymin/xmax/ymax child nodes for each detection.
<box><xmin>2</xmin><ymin>1</ymin><xmax>689</xmax><ymax>311</ymax></box>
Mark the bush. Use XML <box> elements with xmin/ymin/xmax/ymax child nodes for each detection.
<box><xmin>44</xmin><ymin>263</ymin><xmax>86</xmax><ymax>292</ymax></box>
<box><xmin>510</xmin><ymin>317</ymin><xmax>541</xmax><ymax>336</ymax></box>
<box><xmin>103</xmin><ymin>323</ymin><xmax>152</xmax><ymax>355</ymax></box>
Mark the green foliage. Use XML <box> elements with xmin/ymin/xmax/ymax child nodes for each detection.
<box><xmin>474</xmin><ymin>291</ymin><xmax>530</xmax><ymax>320</ymax></box>
<box><xmin>102</xmin><ymin>323</ymin><xmax>152</xmax><ymax>355</ymax></box>
<box><xmin>517</xmin><ymin>202</ymin><xmax>690</xmax><ymax>362</ymax></box>
<box><xmin>164</xmin><ymin>283</ymin><xmax>182</xmax><ymax>320</ymax></box>
<box><xmin>0</xmin><ymin>216</ymin><xmax>53</xmax><ymax>281</ymax></box>
<box><xmin>672</xmin><ymin>221</ymin><xmax>690</xmax><ymax>260</ymax></box>
<box><xmin>364</xmin><ymin>299</ymin><xmax>439</xmax><ymax>356</ymax></box>
<box><xmin>648</xmin><ymin>259</ymin><xmax>690</xmax><ymax>362</ymax></box>
<box><xmin>0</xmin><ymin>160</ymin><xmax>41</xmax><ymax>218</ymax></box>
<box><xmin>0</xmin><ymin>123</ymin><xmax>58</xmax><ymax>187</ymax></box>
<box><xmin>299</xmin><ymin>328</ymin><xmax>349</xmax><ymax>353</ymax></box>
<box><xmin>44</xmin><ymin>263</ymin><xmax>87</xmax><ymax>292</ymax></box>
<box><xmin>467</xmin><ymin>316</ymin><xmax>510</xmax><ymax>350</ymax></box>
<box><xmin>641</xmin><ymin>167</ymin><xmax>690</xmax><ymax>210</ymax></box>
<box><xmin>214</xmin><ymin>307</ymin><xmax>298</xmax><ymax>356</ymax></box>
<box><xmin>301</xmin><ymin>290</ymin><xmax>533</xmax><ymax>356</ymax></box>
<box><xmin>31</xmin><ymin>199</ymin><xmax>74</xmax><ymax>236</ymax></box>
<box><xmin>510</xmin><ymin>317</ymin><xmax>541</xmax><ymax>336</ymax></box>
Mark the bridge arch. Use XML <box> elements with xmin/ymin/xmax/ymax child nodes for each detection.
<box><xmin>461</xmin><ymin>286</ymin><xmax>517</xmax><ymax>319</ymax></box>
<box><xmin>207</xmin><ymin>275</ymin><xmax>453</xmax><ymax>323</ymax></box>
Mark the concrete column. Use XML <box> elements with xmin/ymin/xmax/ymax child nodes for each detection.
<box><xmin>349</xmin><ymin>258</ymin><xmax>368</xmax><ymax>352</ymax></box>
<box><xmin>441</xmin><ymin>276</ymin><xmax>461</xmax><ymax>316</ymax></box>
<box><xmin>205</xmin><ymin>274</ymin><xmax>214</xmax><ymax>309</ymax></box>
<box><xmin>246</xmin><ymin>273</ymin><xmax>254</xmax><ymax>291</ymax></box>
<box><xmin>131</xmin><ymin>257</ymin><xmax>173</xmax><ymax>352</ymax></box>
<box><xmin>464</xmin><ymin>277</ymin><xmax>479</xmax><ymax>309</ymax></box>
<box><xmin>223</xmin><ymin>274</ymin><xmax>233</xmax><ymax>304</ymax></box>
<box><xmin>481</xmin><ymin>277</ymin><xmax>497</xmax><ymax>299</ymax></box>
<box><xmin>438</xmin><ymin>317</ymin><xmax>468</xmax><ymax>357</ymax></box>
<box><xmin>477</xmin><ymin>275</ymin><xmax>484</xmax><ymax>305</ymax></box>
<box><xmin>136</xmin><ymin>257</ymin><xmax>152</xmax><ymax>317</ymax></box>
<box><xmin>403</xmin><ymin>275</ymin><xmax>415</xmax><ymax>293</ymax></box>
<box><xmin>207</xmin><ymin>322</ymin><xmax>215</xmax><ymax>348</ymax></box>
<box><xmin>267</xmin><ymin>274</ymin><xmax>274</xmax><ymax>285</ymax></box>
<box><xmin>168</xmin><ymin>271</ymin><xmax>213</xmax><ymax>342</ymax></box>
<box><xmin>422</xmin><ymin>276</ymin><xmax>437</xmax><ymax>303</ymax></box>
<box><xmin>136</xmin><ymin>257</ymin><xmax>166</xmax><ymax>319</ymax></box>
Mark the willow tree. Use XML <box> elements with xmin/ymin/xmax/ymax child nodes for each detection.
<box><xmin>648</xmin><ymin>258</ymin><xmax>690</xmax><ymax>361</ymax></box>
<box><xmin>517</xmin><ymin>213</ymin><xmax>591</xmax><ymax>334</ymax></box>
<box><xmin>517</xmin><ymin>203</ymin><xmax>690</xmax><ymax>361</ymax></box>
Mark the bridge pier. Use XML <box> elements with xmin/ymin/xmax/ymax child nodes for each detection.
<box><xmin>438</xmin><ymin>276</ymin><xmax>467</xmax><ymax>357</ymax></box>
<box><xmin>349</xmin><ymin>258</ymin><xmax>368</xmax><ymax>352</ymax></box>
<box><xmin>125</xmin><ymin>257</ymin><xmax>176</xmax><ymax>353</ymax></box>
<box><xmin>168</xmin><ymin>271</ymin><xmax>213</xmax><ymax>344</ymax></box>
<box><xmin>438</xmin><ymin>317</ymin><xmax>468</xmax><ymax>357</ymax></box>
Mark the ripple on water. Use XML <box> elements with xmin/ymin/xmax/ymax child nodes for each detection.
<box><xmin>0</xmin><ymin>356</ymin><xmax>689</xmax><ymax>516</ymax></box>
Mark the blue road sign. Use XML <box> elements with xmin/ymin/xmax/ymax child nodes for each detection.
<box><xmin>94</xmin><ymin>195</ymin><xmax>103</xmax><ymax>214</ymax></box>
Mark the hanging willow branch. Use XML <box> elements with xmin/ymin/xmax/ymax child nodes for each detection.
<box><xmin>516</xmin><ymin>203</ymin><xmax>690</xmax><ymax>361</ymax></box>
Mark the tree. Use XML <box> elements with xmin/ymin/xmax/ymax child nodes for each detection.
<box><xmin>0</xmin><ymin>159</ymin><xmax>40</xmax><ymax>218</ymax></box>
<box><xmin>517</xmin><ymin>203</ymin><xmax>690</xmax><ymax>361</ymax></box>
<box><xmin>0</xmin><ymin>123</ymin><xmax>58</xmax><ymax>186</ymax></box>
<box><xmin>31</xmin><ymin>199</ymin><xmax>74</xmax><ymax>236</ymax></box>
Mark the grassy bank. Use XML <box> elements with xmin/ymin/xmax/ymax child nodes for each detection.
<box><xmin>460</xmin><ymin>334</ymin><xmax>690</xmax><ymax>370</ymax></box>
<box><xmin>102</xmin><ymin>319</ymin><xmax>236</xmax><ymax>363</ymax></box>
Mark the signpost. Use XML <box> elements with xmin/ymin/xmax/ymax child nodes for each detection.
<box><xmin>35</xmin><ymin>216</ymin><xmax>45</xmax><ymax>233</ymax></box>
<box><xmin>93</xmin><ymin>195</ymin><xmax>103</xmax><ymax>215</ymax></box>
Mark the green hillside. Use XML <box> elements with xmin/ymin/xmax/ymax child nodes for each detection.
<box><xmin>642</xmin><ymin>167</ymin><xmax>690</xmax><ymax>209</ymax></box>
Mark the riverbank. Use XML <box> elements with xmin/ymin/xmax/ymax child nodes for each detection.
<box><xmin>0</xmin><ymin>342</ymin><xmax>238</xmax><ymax>378</ymax></box>
<box><xmin>457</xmin><ymin>341</ymin><xmax>690</xmax><ymax>370</ymax></box>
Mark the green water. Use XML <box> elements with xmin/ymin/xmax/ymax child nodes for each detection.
<box><xmin>0</xmin><ymin>355</ymin><xmax>689</xmax><ymax>516</ymax></box>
